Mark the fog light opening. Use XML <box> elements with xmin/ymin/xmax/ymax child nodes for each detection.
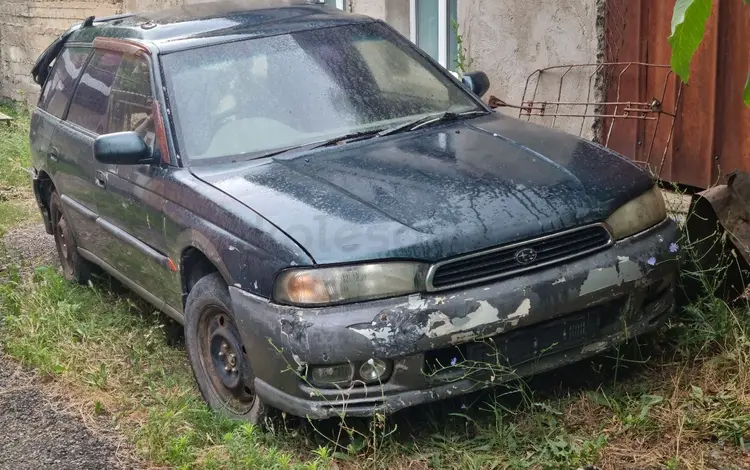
<box><xmin>309</xmin><ymin>363</ymin><xmax>354</xmax><ymax>388</ymax></box>
<box><xmin>359</xmin><ymin>358</ymin><xmax>388</xmax><ymax>383</ymax></box>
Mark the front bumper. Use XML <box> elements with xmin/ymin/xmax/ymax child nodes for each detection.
<box><xmin>230</xmin><ymin>219</ymin><xmax>679</xmax><ymax>419</ymax></box>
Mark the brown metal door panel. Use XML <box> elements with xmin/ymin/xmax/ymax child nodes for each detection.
<box><xmin>605</xmin><ymin>0</ymin><xmax>750</xmax><ymax>189</ymax></box>
<box><xmin>603</xmin><ymin>0</ymin><xmax>643</xmax><ymax>162</ymax></box>
<box><xmin>671</xmin><ymin>0</ymin><xmax>720</xmax><ymax>188</ymax></box>
<box><xmin>712</xmin><ymin>0</ymin><xmax>750</xmax><ymax>186</ymax></box>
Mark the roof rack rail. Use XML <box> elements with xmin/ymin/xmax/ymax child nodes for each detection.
<box><xmin>93</xmin><ymin>13</ymin><xmax>137</xmax><ymax>23</ymax></box>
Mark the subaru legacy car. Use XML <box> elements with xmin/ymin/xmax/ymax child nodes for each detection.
<box><xmin>29</xmin><ymin>0</ymin><xmax>678</xmax><ymax>423</ymax></box>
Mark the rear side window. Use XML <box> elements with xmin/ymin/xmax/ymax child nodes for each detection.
<box><xmin>108</xmin><ymin>55</ymin><xmax>156</xmax><ymax>147</ymax></box>
<box><xmin>38</xmin><ymin>47</ymin><xmax>90</xmax><ymax>119</ymax></box>
<box><xmin>67</xmin><ymin>50</ymin><xmax>122</xmax><ymax>134</ymax></box>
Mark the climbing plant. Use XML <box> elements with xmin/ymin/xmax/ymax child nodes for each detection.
<box><xmin>451</xmin><ymin>19</ymin><xmax>473</xmax><ymax>77</ymax></box>
<box><xmin>669</xmin><ymin>0</ymin><xmax>749</xmax><ymax>107</ymax></box>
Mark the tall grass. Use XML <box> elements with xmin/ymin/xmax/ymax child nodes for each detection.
<box><xmin>0</xmin><ymin>102</ymin><xmax>32</xmax><ymax>193</ymax></box>
<box><xmin>0</xmin><ymin>102</ymin><xmax>36</xmax><ymax>235</ymax></box>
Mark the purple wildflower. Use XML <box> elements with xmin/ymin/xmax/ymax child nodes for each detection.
<box><xmin>647</xmin><ymin>257</ymin><xmax>657</xmax><ymax>266</ymax></box>
<box><xmin>450</xmin><ymin>357</ymin><xmax>458</xmax><ymax>367</ymax></box>
<box><xmin>669</xmin><ymin>242</ymin><xmax>679</xmax><ymax>253</ymax></box>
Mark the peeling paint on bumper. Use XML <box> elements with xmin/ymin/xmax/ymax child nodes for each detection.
<box><xmin>229</xmin><ymin>219</ymin><xmax>679</xmax><ymax>419</ymax></box>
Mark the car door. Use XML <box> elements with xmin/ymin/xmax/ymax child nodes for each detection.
<box><xmin>62</xmin><ymin>48</ymin><xmax>123</xmax><ymax>256</ymax></box>
<box><xmin>90</xmin><ymin>47</ymin><xmax>173</xmax><ymax>300</ymax></box>
<box><xmin>33</xmin><ymin>46</ymin><xmax>101</xmax><ymax>247</ymax></box>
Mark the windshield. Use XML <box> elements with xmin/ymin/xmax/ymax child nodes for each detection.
<box><xmin>161</xmin><ymin>22</ymin><xmax>483</xmax><ymax>163</ymax></box>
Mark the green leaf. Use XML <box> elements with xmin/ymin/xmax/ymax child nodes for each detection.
<box><xmin>744</xmin><ymin>72</ymin><xmax>750</xmax><ymax>107</ymax></box>
<box><xmin>669</xmin><ymin>0</ymin><xmax>712</xmax><ymax>83</ymax></box>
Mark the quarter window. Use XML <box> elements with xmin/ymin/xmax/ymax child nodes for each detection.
<box><xmin>38</xmin><ymin>47</ymin><xmax>90</xmax><ymax>119</ymax></box>
<box><xmin>410</xmin><ymin>0</ymin><xmax>458</xmax><ymax>70</ymax></box>
<box><xmin>67</xmin><ymin>50</ymin><xmax>122</xmax><ymax>133</ymax></box>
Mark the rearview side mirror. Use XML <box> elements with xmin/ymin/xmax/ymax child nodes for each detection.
<box><xmin>94</xmin><ymin>132</ymin><xmax>153</xmax><ymax>165</ymax></box>
<box><xmin>462</xmin><ymin>71</ymin><xmax>491</xmax><ymax>99</ymax></box>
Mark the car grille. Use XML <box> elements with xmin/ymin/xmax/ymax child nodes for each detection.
<box><xmin>427</xmin><ymin>224</ymin><xmax>613</xmax><ymax>291</ymax></box>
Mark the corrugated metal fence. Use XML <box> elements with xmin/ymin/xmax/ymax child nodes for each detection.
<box><xmin>605</xmin><ymin>0</ymin><xmax>750</xmax><ymax>189</ymax></box>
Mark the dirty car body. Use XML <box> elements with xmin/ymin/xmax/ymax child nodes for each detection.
<box><xmin>29</xmin><ymin>0</ymin><xmax>679</xmax><ymax>420</ymax></box>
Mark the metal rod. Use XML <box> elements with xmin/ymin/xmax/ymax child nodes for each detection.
<box><xmin>581</xmin><ymin>64</ymin><xmax>604</xmax><ymax>137</ymax></box>
<box><xmin>531</xmin><ymin>100</ymin><xmax>654</xmax><ymax>106</ymax></box>
<box><xmin>645</xmin><ymin>69</ymin><xmax>676</xmax><ymax>167</ymax></box>
<box><xmin>524</xmin><ymin>114</ymin><xmax>658</xmax><ymax>120</ymax></box>
<box><xmin>551</xmin><ymin>65</ymin><xmax>573</xmax><ymax>128</ymax></box>
<box><xmin>658</xmin><ymin>81</ymin><xmax>683</xmax><ymax>177</ymax></box>
<box><xmin>529</xmin><ymin>74</ymin><xmax>542</xmax><ymax>122</ymax></box>
<box><xmin>606</xmin><ymin>63</ymin><xmax>634</xmax><ymax>146</ymax></box>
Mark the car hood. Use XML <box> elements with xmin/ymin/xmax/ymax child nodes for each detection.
<box><xmin>191</xmin><ymin>113</ymin><xmax>653</xmax><ymax>264</ymax></box>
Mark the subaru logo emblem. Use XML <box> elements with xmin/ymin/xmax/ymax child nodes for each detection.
<box><xmin>514</xmin><ymin>247</ymin><xmax>538</xmax><ymax>265</ymax></box>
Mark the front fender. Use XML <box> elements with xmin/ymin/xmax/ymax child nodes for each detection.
<box><xmin>165</xmin><ymin>199</ymin><xmax>315</xmax><ymax>301</ymax></box>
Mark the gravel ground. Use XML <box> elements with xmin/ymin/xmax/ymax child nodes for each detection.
<box><xmin>2</xmin><ymin>222</ymin><xmax>59</xmax><ymax>271</ymax></box>
<box><xmin>1</xmin><ymin>222</ymin><xmax>140</xmax><ymax>470</ymax></box>
<box><xmin>0</xmin><ymin>354</ymin><xmax>139</xmax><ymax>470</ymax></box>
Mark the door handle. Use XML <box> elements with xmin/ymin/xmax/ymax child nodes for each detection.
<box><xmin>48</xmin><ymin>146</ymin><xmax>59</xmax><ymax>162</ymax></box>
<box><xmin>95</xmin><ymin>170</ymin><xmax>107</xmax><ymax>188</ymax></box>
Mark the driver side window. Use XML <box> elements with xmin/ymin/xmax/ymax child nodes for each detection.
<box><xmin>108</xmin><ymin>55</ymin><xmax>157</xmax><ymax>149</ymax></box>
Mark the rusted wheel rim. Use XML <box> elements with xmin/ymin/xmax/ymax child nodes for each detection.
<box><xmin>198</xmin><ymin>306</ymin><xmax>256</xmax><ymax>414</ymax></box>
<box><xmin>54</xmin><ymin>214</ymin><xmax>74</xmax><ymax>276</ymax></box>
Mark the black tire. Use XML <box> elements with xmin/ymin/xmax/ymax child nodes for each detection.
<box><xmin>49</xmin><ymin>191</ymin><xmax>91</xmax><ymax>284</ymax></box>
<box><xmin>184</xmin><ymin>272</ymin><xmax>267</xmax><ymax>424</ymax></box>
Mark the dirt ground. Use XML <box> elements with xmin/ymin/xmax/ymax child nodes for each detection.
<box><xmin>0</xmin><ymin>222</ymin><xmax>142</xmax><ymax>470</ymax></box>
<box><xmin>0</xmin><ymin>354</ymin><xmax>142</xmax><ymax>470</ymax></box>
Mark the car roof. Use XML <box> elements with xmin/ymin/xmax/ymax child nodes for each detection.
<box><xmin>66</xmin><ymin>0</ymin><xmax>374</xmax><ymax>53</ymax></box>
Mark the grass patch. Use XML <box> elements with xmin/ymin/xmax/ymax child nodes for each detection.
<box><xmin>0</xmin><ymin>198</ymin><xmax>37</xmax><ymax>236</ymax></box>
<box><xmin>0</xmin><ymin>102</ymin><xmax>32</xmax><ymax>195</ymax></box>
<box><xmin>0</xmin><ymin>101</ymin><xmax>748</xmax><ymax>469</ymax></box>
<box><xmin>0</xmin><ymin>102</ymin><xmax>36</xmax><ymax>236</ymax></box>
<box><xmin>0</xmin><ymin>268</ymin><xmax>329</xmax><ymax>469</ymax></box>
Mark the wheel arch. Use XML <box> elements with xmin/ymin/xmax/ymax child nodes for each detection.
<box><xmin>177</xmin><ymin>229</ymin><xmax>234</xmax><ymax>307</ymax></box>
<box><xmin>33</xmin><ymin>170</ymin><xmax>56</xmax><ymax>234</ymax></box>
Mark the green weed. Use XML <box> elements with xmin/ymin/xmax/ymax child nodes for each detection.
<box><xmin>0</xmin><ymin>198</ymin><xmax>38</xmax><ymax>236</ymax></box>
<box><xmin>0</xmin><ymin>266</ymin><xmax>328</xmax><ymax>469</ymax></box>
<box><xmin>0</xmin><ymin>102</ymin><xmax>32</xmax><ymax>194</ymax></box>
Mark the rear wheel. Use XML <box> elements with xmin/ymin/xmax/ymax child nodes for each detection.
<box><xmin>50</xmin><ymin>191</ymin><xmax>91</xmax><ymax>284</ymax></box>
<box><xmin>184</xmin><ymin>272</ymin><xmax>266</xmax><ymax>424</ymax></box>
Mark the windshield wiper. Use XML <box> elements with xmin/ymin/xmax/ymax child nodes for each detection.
<box><xmin>252</xmin><ymin>110</ymin><xmax>488</xmax><ymax>161</ymax></box>
<box><xmin>256</xmin><ymin>129</ymin><xmax>384</xmax><ymax>159</ymax></box>
<box><xmin>377</xmin><ymin>110</ymin><xmax>488</xmax><ymax>137</ymax></box>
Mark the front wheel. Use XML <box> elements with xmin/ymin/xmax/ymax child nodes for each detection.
<box><xmin>184</xmin><ymin>272</ymin><xmax>267</xmax><ymax>424</ymax></box>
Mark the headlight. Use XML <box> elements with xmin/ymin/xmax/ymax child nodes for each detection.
<box><xmin>605</xmin><ymin>186</ymin><xmax>667</xmax><ymax>240</ymax></box>
<box><xmin>273</xmin><ymin>262</ymin><xmax>429</xmax><ymax>306</ymax></box>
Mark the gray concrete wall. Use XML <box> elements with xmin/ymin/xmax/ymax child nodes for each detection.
<box><xmin>458</xmin><ymin>0</ymin><xmax>602</xmax><ymax>137</ymax></box>
<box><xmin>0</xmin><ymin>0</ymin><xmax>121</xmax><ymax>104</ymax></box>
<box><xmin>383</xmin><ymin>0</ymin><xmax>409</xmax><ymax>38</ymax></box>
<box><xmin>351</xmin><ymin>0</ymin><xmax>409</xmax><ymax>38</ymax></box>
